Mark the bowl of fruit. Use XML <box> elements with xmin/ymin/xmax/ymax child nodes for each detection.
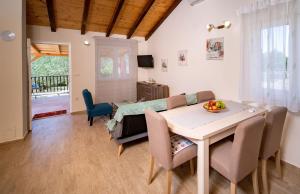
<box><xmin>203</xmin><ymin>100</ymin><xmax>226</xmax><ymax>113</ymax></box>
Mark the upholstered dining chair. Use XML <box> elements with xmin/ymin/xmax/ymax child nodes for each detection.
<box><xmin>260</xmin><ymin>106</ymin><xmax>287</xmax><ymax>194</ymax></box>
<box><xmin>82</xmin><ymin>89</ymin><xmax>113</xmax><ymax>126</ymax></box>
<box><xmin>145</xmin><ymin>109</ymin><xmax>197</xmax><ymax>194</ymax></box>
<box><xmin>210</xmin><ymin>116</ymin><xmax>265</xmax><ymax>194</ymax></box>
<box><xmin>196</xmin><ymin>90</ymin><xmax>215</xmax><ymax>103</ymax></box>
<box><xmin>166</xmin><ymin>95</ymin><xmax>187</xmax><ymax>110</ymax></box>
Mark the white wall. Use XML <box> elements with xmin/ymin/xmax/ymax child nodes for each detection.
<box><xmin>281</xmin><ymin>112</ymin><xmax>300</xmax><ymax>167</ymax></box>
<box><xmin>142</xmin><ymin>0</ymin><xmax>300</xmax><ymax>167</ymax></box>
<box><xmin>137</xmin><ymin>41</ymin><xmax>149</xmax><ymax>81</ymax></box>
<box><xmin>28</xmin><ymin>26</ymin><xmax>147</xmax><ymax>113</ymax></box>
<box><xmin>145</xmin><ymin>0</ymin><xmax>245</xmax><ymax>99</ymax></box>
<box><xmin>0</xmin><ymin>0</ymin><xmax>28</xmax><ymax>143</ymax></box>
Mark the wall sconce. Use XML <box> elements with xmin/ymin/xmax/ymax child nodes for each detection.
<box><xmin>83</xmin><ymin>39</ymin><xmax>90</xmax><ymax>46</ymax></box>
<box><xmin>207</xmin><ymin>21</ymin><xmax>232</xmax><ymax>32</ymax></box>
<box><xmin>1</xmin><ymin>30</ymin><xmax>16</xmax><ymax>41</ymax></box>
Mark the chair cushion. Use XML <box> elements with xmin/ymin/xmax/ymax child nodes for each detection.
<box><xmin>171</xmin><ymin>135</ymin><xmax>197</xmax><ymax>168</ymax></box>
<box><xmin>210</xmin><ymin>140</ymin><xmax>232</xmax><ymax>180</ymax></box>
<box><xmin>171</xmin><ymin>135</ymin><xmax>193</xmax><ymax>155</ymax></box>
<box><xmin>186</xmin><ymin>93</ymin><xmax>198</xmax><ymax>105</ymax></box>
<box><xmin>90</xmin><ymin>103</ymin><xmax>113</xmax><ymax>116</ymax></box>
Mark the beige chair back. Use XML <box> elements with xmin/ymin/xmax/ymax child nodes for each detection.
<box><xmin>196</xmin><ymin>91</ymin><xmax>215</xmax><ymax>103</ymax></box>
<box><xmin>145</xmin><ymin>109</ymin><xmax>172</xmax><ymax>170</ymax></box>
<box><xmin>167</xmin><ymin>95</ymin><xmax>187</xmax><ymax>110</ymax></box>
<box><xmin>230</xmin><ymin>116</ymin><xmax>265</xmax><ymax>183</ymax></box>
<box><xmin>260</xmin><ymin>107</ymin><xmax>287</xmax><ymax>159</ymax></box>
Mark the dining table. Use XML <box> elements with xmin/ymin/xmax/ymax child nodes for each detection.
<box><xmin>159</xmin><ymin>100</ymin><xmax>267</xmax><ymax>194</ymax></box>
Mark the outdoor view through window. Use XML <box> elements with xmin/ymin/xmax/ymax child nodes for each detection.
<box><xmin>261</xmin><ymin>25</ymin><xmax>289</xmax><ymax>90</ymax></box>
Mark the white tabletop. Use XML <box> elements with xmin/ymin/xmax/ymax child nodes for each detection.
<box><xmin>160</xmin><ymin>101</ymin><xmax>267</xmax><ymax>140</ymax></box>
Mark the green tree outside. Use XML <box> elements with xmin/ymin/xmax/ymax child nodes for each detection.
<box><xmin>31</xmin><ymin>56</ymin><xmax>69</xmax><ymax>77</ymax></box>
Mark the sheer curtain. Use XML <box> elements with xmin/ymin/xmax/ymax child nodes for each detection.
<box><xmin>94</xmin><ymin>37</ymin><xmax>138</xmax><ymax>103</ymax></box>
<box><xmin>239</xmin><ymin>0</ymin><xmax>300</xmax><ymax>112</ymax></box>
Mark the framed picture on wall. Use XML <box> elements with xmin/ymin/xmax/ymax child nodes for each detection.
<box><xmin>206</xmin><ymin>38</ymin><xmax>224</xmax><ymax>60</ymax></box>
<box><xmin>161</xmin><ymin>58</ymin><xmax>168</xmax><ymax>72</ymax></box>
<box><xmin>178</xmin><ymin>50</ymin><xmax>188</xmax><ymax>66</ymax></box>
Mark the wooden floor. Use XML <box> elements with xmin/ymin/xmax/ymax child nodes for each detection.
<box><xmin>0</xmin><ymin>113</ymin><xmax>299</xmax><ymax>194</ymax></box>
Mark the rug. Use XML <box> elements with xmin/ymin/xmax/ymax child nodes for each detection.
<box><xmin>33</xmin><ymin>110</ymin><xmax>67</xmax><ymax>120</ymax></box>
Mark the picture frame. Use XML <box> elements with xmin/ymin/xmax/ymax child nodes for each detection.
<box><xmin>161</xmin><ymin>58</ymin><xmax>168</xmax><ymax>72</ymax></box>
<box><xmin>178</xmin><ymin>50</ymin><xmax>188</xmax><ymax>66</ymax></box>
<box><xmin>206</xmin><ymin>38</ymin><xmax>224</xmax><ymax>60</ymax></box>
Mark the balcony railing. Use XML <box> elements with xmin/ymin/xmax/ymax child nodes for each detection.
<box><xmin>31</xmin><ymin>75</ymin><xmax>69</xmax><ymax>96</ymax></box>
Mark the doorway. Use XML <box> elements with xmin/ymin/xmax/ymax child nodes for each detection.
<box><xmin>30</xmin><ymin>42</ymin><xmax>70</xmax><ymax>120</ymax></box>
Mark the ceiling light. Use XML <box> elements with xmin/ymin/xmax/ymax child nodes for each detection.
<box><xmin>1</xmin><ymin>31</ymin><xmax>16</xmax><ymax>41</ymax></box>
<box><xmin>224</xmin><ymin>21</ymin><xmax>232</xmax><ymax>29</ymax></box>
<box><xmin>83</xmin><ymin>39</ymin><xmax>90</xmax><ymax>45</ymax></box>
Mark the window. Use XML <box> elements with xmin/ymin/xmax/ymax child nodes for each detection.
<box><xmin>117</xmin><ymin>48</ymin><xmax>130</xmax><ymax>78</ymax></box>
<box><xmin>261</xmin><ymin>25</ymin><xmax>289</xmax><ymax>90</ymax></box>
<box><xmin>240</xmin><ymin>0</ymin><xmax>299</xmax><ymax>112</ymax></box>
<box><xmin>97</xmin><ymin>47</ymin><xmax>131</xmax><ymax>80</ymax></box>
<box><xmin>100</xmin><ymin>57</ymin><xmax>113</xmax><ymax>77</ymax></box>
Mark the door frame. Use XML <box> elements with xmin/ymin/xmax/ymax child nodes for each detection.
<box><xmin>27</xmin><ymin>38</ymin><xmax>32</xmax><ymax>131</ymax></box>
<box><xmin>28</xmin><ymin>40</ymin><xmax>72</xmax><ymax>119</ymax></box>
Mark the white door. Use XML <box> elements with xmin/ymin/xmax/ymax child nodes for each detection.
<box><xmin>27</xmin><ymin>38</ymin><xmax>32</xmax><ymax>131</ymax></box>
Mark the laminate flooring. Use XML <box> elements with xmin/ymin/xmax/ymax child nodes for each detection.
<box><xmin>0</xmin><ymin>114</ymin><xmax>299</xmax><ymax>194</ymax></box>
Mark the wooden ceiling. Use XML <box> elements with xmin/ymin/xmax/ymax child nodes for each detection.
<box><xmin>26</xmin><ymin>0</ymin><xmax>182</xmax><ymax>40</ymax></box>
<box><xmin>31</xmin><ymin>43</ymin><xmax>69</xmax><ymax>62</ymax></box>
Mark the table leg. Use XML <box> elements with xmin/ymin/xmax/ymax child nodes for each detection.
<box><xmin>197</xmin><ymin>139</ymin><xmax>209</xmax><ymax>194</ymax></box>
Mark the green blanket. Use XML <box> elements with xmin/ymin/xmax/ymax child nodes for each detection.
<box><xmin>106</xmin><ymin>93</ymin><xmax>197</xmax><ymax>132</ymax></box>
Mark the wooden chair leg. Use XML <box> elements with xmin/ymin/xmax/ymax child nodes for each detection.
<box><xmin>230</xmin><ymin>182</ymin><xmax>237</xmax><ymax>194</ymax></box>
<box><xmin>166</xmin><ymin>170</ymin><xmax>172</xmax><ymax>194</ymax></box>
<box><xmin>252</xmin><ymin>168</ymin><xmax>259</xmax><ymax>194</ymax></box>
<box><xmin>148</xmin><ymin>155</ymin><xmax>155</xmax><ymax>184</ymax></box>
<box><xmin>89</xmin><ymin>117</ymin><xmax>93</xmax><ymax>126</ymax></box>
<box><xmin>189</xmin><ymin>159</ymin><xmax>194</xmax><ymax>176</ymax></box>
<box><xmin>262</xmin><ymin>159</ymin><xmax>269</xmax><ymax>194</ymax></box>
<box><xmin>109</xmin><ymin>134</ymin><xmax>113</xmax><ymax>141</ymax></box>
<box><xmin>118</xmin><ymin>144</ymin><xmax>124</xmax><ymax>158</ymax></box>
<box><xmin>275</xmin><ymin>149</ymin><xmax>282</xmax><ymax>178</ymax></box>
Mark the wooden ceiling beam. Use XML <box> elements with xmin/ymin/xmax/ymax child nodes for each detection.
<box><xmin>106</xmin><ymin>0</ymin><xmax>125</xmax><ymax>37</ymax></box>
<box><xmin>31</xmin><ymin>55</ymin><xmax>42</xmax><ymax>63</ymax></box>
<box><xmin>127</xmin><ymin>0</ymin><xmax>155</xmax><ymax>39</ymax></box>
<box><xmin>46</xmin><ymin>0</ymin><xmax>56</xmax><ymax>32</ymax></box>
<box><xmin>44</xmin><ymin>53</ymin><xmax>68</xmax><ymax>57</ymax></box>
<box><xmin>36</xmin><ymin>53</ymin><xmax>68</xmax><ymax>57</ymax></box>
<box><xmin>145</xmin><ymin>0</ymin><xmax>182</xmax><ymax>41</ymax></box>
<box><xmin>31</xmin><ymin>44</ymin><xmax>40</xmax><ymax>54</ymax></box>
<box><xmin>40</xmin><ymin>50</ymin><xmax>68</xmax><ymax>54</ymax></box>
<box><xmin>31</xmin><ymin>53</ymin><xmax>67</xmax><ymax>62</ymax></box>
<box><xmin>81</xmin><ymin>0</ymin><xmax>91</xmax><ymax>35</ymax></box>
<box><xmin>55</xmin><ymin>45</ymin><xmax>61</xmax><ymax>54</ymax></box>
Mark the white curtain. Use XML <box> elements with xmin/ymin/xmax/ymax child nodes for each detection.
<box><xmin>239</xmin><ymin>0</ymin><xmax>300</xmax><ymax>112</ymax></box>
<box><xmin>94</xmin><ymin>37</ymin><xmax>138</xmax><ymax>103</ymax></box>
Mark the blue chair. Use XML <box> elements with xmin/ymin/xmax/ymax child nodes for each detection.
<box><xmin>82</xmin><ymin>89</ymin><xmax>113</xmax><ymax>126</ymax></box>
